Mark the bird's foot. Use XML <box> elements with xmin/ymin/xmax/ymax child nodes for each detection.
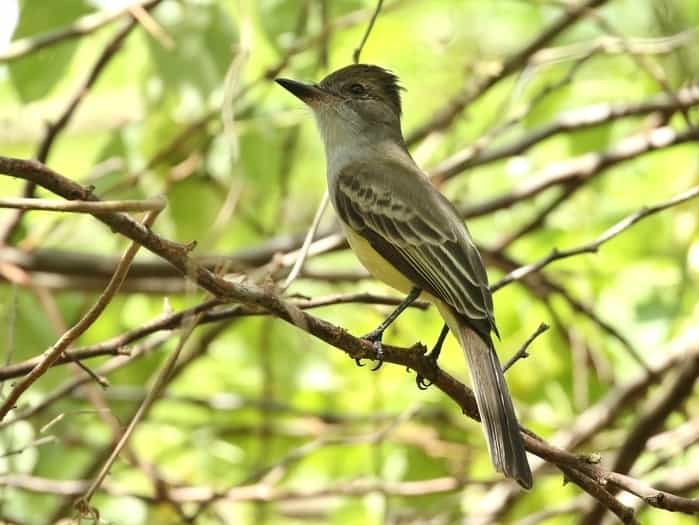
<box><xmin>416</xmin><ymin>349</ymin><xmax>439</xmax><ymax>390</ymax></box>
<box><xmin>416</xmin><ymin>324</ymin><xmax>448</xmax><ymax>390</ymax></box>
<box><xmin>356</xmin><ymin>328</ymin><xmax>385</xmax><ymax>371</ymax></box>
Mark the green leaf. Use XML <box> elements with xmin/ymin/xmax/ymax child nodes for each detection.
<box><xmin>8</xmin><ymin>0</ymin><xmax>91</xmax><ymax>102</ymax></box>
<box><xmin>146</xmin><ymin>1</ymin><xmax>238</xmax><ymax>104</ymax></box>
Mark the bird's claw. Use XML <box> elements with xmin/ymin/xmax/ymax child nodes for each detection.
<box><xmin>415</xmin><ymin>350</ymin><xmax>439</xmax><ymax>390</ymax></box>
<box><xmin>360</xmin><ymin>330</ymin><xmax>385</xmax><ymax>371</ymax></box>
<box><xmin>416</xmin><ymin>374</ymin><xmax>433</xmax><ymax>390</ymax></box>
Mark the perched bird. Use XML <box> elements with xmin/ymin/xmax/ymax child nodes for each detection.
<box><xmin>277</xmin><ymin>64</ymin><xmax>532</xmax><ymax>488</ymax></box>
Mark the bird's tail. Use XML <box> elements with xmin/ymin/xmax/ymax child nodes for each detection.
<box><xmin>456</xmin><ymin>320</ymin><xmax>532</xmax><ymax>489</ymax></box>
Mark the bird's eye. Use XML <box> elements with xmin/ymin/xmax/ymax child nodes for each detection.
<box><xmin>348</xmin><ymin>83</ymin><xmax>366</xmax><ymax>96</ymax></box>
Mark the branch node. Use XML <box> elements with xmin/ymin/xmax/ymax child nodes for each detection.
<box><xmin>74</xmin><ymin>498</ymin><xmax>99</xmax><ymax>521</ymax></box>
<box><xmin>578</xmin><ymin>452</ymin><xmax>602</xmax><ymax>464</ymax></box>
<box><xmin>84</xmin><ymin>184</ymin><xmax>96</xmax><ymax>199</ymax></box>
<box><xmin>411</xmin><ymin>341</ymin><xmax>428</xmax><ymax>356</ymax></box>
<box><xmin>503</xmin><ymin>322</ymin><xmax>549</xmax><ymax>372</ymax></box>
<box><xmin>646</xmin><ymin>493</ymin><xmax>665</xmax><ymax>506</ymax></box>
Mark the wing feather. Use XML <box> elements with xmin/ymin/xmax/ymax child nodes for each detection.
<box><xmin>333</xmin><ymin>164</ymin><xmax>497</xmax><ymax>338</ymax></box>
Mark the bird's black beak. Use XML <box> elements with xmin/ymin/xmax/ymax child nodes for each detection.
<box><xmin>276</xmin><ymin>78</ymin><xmax>326</xmax><ymax>104</ymax></box>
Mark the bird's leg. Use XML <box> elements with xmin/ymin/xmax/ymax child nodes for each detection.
<box><xmin>358</xmin><ymin>287</ymin><xmax>421</xmax><ymax>371</ymax></box>
<box><xmin>416</xmin><ymin>323</ymin><xmax>449</xmax><ymax>390</ymax></box>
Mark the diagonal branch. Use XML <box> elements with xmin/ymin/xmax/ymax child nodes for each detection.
<box><xmin>461</xmin><ymin>125</ymin><xmax>699</xmax><ymax>219</ymax></box>
<box><xmin>581</xmin><ymin>354</ymin><xmax>699</xmax><ymax>524</ymax></box>
<box><xmin>0</xmin><ymin>1</ymin><xmax>164</xmax><ymax>244</ymax></box>
<box><xmin>491</xmin><ymin>185</ymin><xmax>699</xmax><ymax>292</ymax></box>
<box><xmin>0</xmin><ymin>0</ymin><xmax>161</xmax><ymax>63</ymax></box>
<box><xmin>406</xmin><ymin>0</ymin><xmax>610</xmax><ymax>146</ymax></box>
<box><xmin>2</xmin><ymin>156</ymin><xmax>699</xmax><ymax>519</ymax></box>
<box><xmin>431</xmin><ymin>84</ymin><xmax>699</xmax><ymax>181</ymax></box>
<box><xmin>77</xmin><ymin>312</ymin><xmax>203</xmax><ymax>510</ymax></box>
<box><xmin>0</xmin><ymin>210</ymin><xmax>161</xmax><ymax>421</ymax></box>
<box><xmin>352</xmin><ymin>0</ymin><xmax>385</xmax><ymax>63</ymax></box>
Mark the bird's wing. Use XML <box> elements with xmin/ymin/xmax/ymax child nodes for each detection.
<box><xmin>333</xmin><ymin>162</ymin><xmax>498</xmax><ymax>340</ymax></box>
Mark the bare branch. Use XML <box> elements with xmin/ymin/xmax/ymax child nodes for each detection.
<box><xmin>77</xmin><ymin>312</ymin><xmax>203</xmax><ymax>509</ymax></box>
<box><xmin>352</xmin><ymin>0</ymin><xmax>385</xmax><ymax>63</ymax></box>
<box><xmin>431</xmin><ymin>84</ymin><xmax>699</xmax><ymax>181</ymax></box>
<box><xmin>0</xmin><ymin>197</ymin><xmax>166</xmax><ymax>214</ymax></box>
<box><xmin>0</xmin><ymin>210</ymin><xmax>161</xmax><ymax>421</ymax></box>
<box><xmin>531</xmin><ymin>28</ymin><xmax>699</xmax><ymax>65</ymax></box>
<box><xmin>461</xmin><ymin>125</ymin><xmax>699</xmax><ymax>219</ymax></box>
<box><xmin>557</xmin><ymin>466</ymin><xmax>640</xmax><ymax>525</ymax></box>
<box><xmin>281</xmin><ymin>192</ymin><xmax>330</xmax><ymax>291</ymax></box>
<box><xmin>0</xmin><ymin>8</ymin><xmax>157</xmax><ymax>244</ymax></box>
<box><xmin>581</xmin><ymin>353</ymin><xmax>699</xmax><ymax>523</ymax></box>
<box><xmin>491</xmin><ymin>185</ymin><xmax>699</xmax><ymax>292</ymax></box>
<box><xmin>503</xmin><ymin>322</ymin><xmax>550</xmax><ymax>372</ymax></box>
<box><xmin>0</xmin><ymin>0</ymin><xmax>161</xmax><ymax>63</ymax></box>
<box><xmin>406</xmin><ymin>0</ymin><xmax>611</xmax><ymax>146</ymax></box>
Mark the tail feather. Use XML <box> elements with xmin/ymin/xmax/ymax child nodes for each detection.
<box><xmin>458</xmin><ymin>323</ymin><xmax>532</xmax><ymax>489</ymax></box>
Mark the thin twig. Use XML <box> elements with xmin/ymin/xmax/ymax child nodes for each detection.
<box><xmin>352</xmin><ymin>0</ymin><xmax>384</xmax><ymax>63</ymax></box>
<box><xmin>432</xmin><ymin>51</ymin><xmax>599</xmax><ymax>184</ymax></box>
<box><xmin>0</xmin><ymin>0</ymin><xmax>161</xmax><ymax>63</ymax></box>
<box><xmin>503</xmin><ymin>323</ymin><xmax>550</xmax><ymax>372</ymax></box>
<box><xmin>531</xmin><ymin>28</ymin><xmax>699</xmax><ymax>66</ymax></box>
<box><xmin>431</xmin><ymin>83</ymin><xmax>699</xmax><ymax>181</ymax></box>
<box><xmin>492</xmin><ymin>186</ymin><xmax>699</xmax><ymax>292</ymax></box>
<box><xmin>461</xmin><ymin>125</ymin><xmax>699</xmax><ymax>219</ymax></box>
<box><xmin>406</xmin><ymin>0</ymin><xmax>611</xmax><ymax>146</ymax></box>
<box><xmin>0</xmin><ymin>210</ymin><xmax>161</xmax><ymax>421</ymax></box>
<box><xmin>0</xmin><ymin>435</ymin><xmax>57</xmax><ymax>459</ymax></box>
<box><xmin>281</xmin><ymin>192</ymin><xmax>330</xmax><ymax>291</ymax></box>
<box><xmin>0</xmin><ymin>197</ymin><xmax>166</xmax><ymax>214</ymax></box>
<box><xmin>76</xmin><ymin>312</ymin><xmax>204</xmax><ymax>509</ymax></box>
<box><xmin>0</xmin><ymin>12</ymin><xmax>151</xmax><ymax>244</ymax></box>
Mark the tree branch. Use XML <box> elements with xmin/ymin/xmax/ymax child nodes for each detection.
<box><xmin>1</xmin><ymin>156</ymin><xmax>698</xmax><ymax>519</ymax></box>
<box><xmin>0</xmin><ymin>210</ymin><xmax>161</xmax><ymax>421</ymax></box>
<box><xmin>431</xmin><ymin>84</ymin><xmax>699</xmax><ymax>181</ymax></box>
<box><xmin>0</xmin><ymin>0</ymin><xmax>161</xmax><ymax>63</ymax></box>
<box><xmin>491</xmin><ymin>185</ymin><xmax>699</xmax><ymax>292</ymax></box>
<box><xmin>0</xmin><ymin>8</ymin><xmax>157</xmax><ymax>244</ymax></box>
<box><xmin>0</xmin><ymin>197</ymin><xmax>166</xmax><ymax>214</ymax></box>
<box><xmin>461</xmin><ymin>125</ymin><xmax>699</xmax><ymax>219</ymax></box>
<box><xmin>406</xmin><ymin>0</ymin><xmax>611</xmax><ymax>146</ymax></box>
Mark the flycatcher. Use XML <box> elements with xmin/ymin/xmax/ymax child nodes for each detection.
<box><xmin>277</xmin><ymin>64</ymin><xmax>532</xmax><ymax>488</ymax></box>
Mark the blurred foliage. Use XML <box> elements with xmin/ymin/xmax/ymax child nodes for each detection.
<box><xmin>1</xmin><ymin>1</ymin><xmax>699</xmax><ymax>524</ymax></box>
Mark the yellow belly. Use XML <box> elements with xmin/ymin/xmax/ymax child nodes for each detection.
<box><xmin>343</xmin><ymin>224</ymin><xmax>415</xmax><ymax>294</ymax></box>
<box><xmin>343</xmin><ymin>223</ymin><xmax>463</xmax><ymax>343</ymax></box>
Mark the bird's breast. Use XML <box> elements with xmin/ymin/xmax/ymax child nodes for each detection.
<box><xmin>341</xmin><ymin>222</ymin><xmax>416</xmax><ymax>295</ymax></box>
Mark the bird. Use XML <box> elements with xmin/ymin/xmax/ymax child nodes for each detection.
<box><xmin>276</xmin><ymin>64</ymin><xmax>532</xmax><ymax>489</ymax></box>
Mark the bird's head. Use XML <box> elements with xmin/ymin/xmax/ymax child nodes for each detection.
<box><xmin>276</xmin><ymin>64</ymin><xmax>404</xmax><ymax>145</ymax></box>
